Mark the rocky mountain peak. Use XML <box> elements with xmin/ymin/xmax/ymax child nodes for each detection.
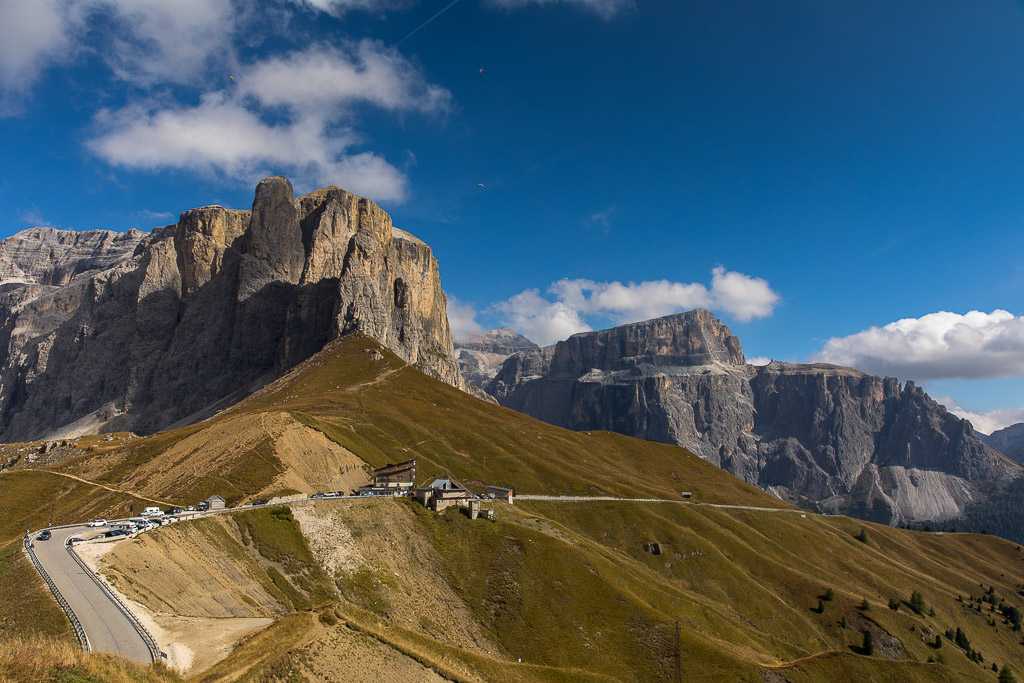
<box><xmin>550</xmin><ymin>308</ymin><xmax>745</xmax><ymax>377</ymax></box>
<box><xmin>455</xmin><ymin>328</ymin><xmax>538</xmax><ymax>355</ymax></box>
<box><xmin>0</xmin><ymin>177</ymin><xmax>462</xmax><ymax>441</ymax></box>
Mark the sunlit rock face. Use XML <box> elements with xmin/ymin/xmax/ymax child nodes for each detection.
<box><xmin>0</xmin><ymin>176</ymin><xmax>462</xmax><ymax>441</ymax></box>
<box><xmin>486</xmin><ymin>310</ymin><xmax>1020</xmax><ymax>525</ymax></box>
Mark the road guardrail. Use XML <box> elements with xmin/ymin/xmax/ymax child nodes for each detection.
<box><xmin>64</xmin><ymin>538</ymin><xmax>162</xmax><ymax>662</ymax></box>
<box><xmin>24</xmin><ymin>534</ymin><xmax>90</xmax><ymax>653</ymax></box>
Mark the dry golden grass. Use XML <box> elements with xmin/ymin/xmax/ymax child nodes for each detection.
<box><xmin>0</xmin><ymin>634</ymin><xmax>181</xmax><ymax>682</ymax></box>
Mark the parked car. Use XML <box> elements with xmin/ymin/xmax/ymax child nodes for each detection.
<box><xmin>105</xmin><ymin>529</ymin><xmax>129</xmax><ymax>538</ymax></box>
<box><xmin>184</xmin><ymin>505</ymin><xmax>196</xmax><ymax>511</ymax></box>
<box><xmin>251</xmin><ymin>499</ymin><xmax>269</xmax><ymax>506</ymax></box>
<box><xmin>87</xmin><ymin>519</ymin><xmax>107</xmax><ymax>527</ymax></box>
<box><xmin>164</xmin><ymin>506</ymin><xmax>183</xmax><ymax>515</ymax></box>
<box><xmin>311</xmin><ymin>493</ymin><xmax>325</xmax><ymax>499</ymax></box>
<box><xmin>37</xmin><ymin>530</ymin><xmax>51</xmax><ymax>541</ymax></box>
<box><xmin>196</xmin><ymin>501</ymin><xmax>209</xmax><ymax>511</ymax></box>
<box><xmin>67</xmin><ymin>537</ymin><xmax>83</xmax><ymax>544</ymax></box>
<box><xmin>140</xmin><ymin>506</ymin><xmax>164</xmax><ymax>517</ymax></box>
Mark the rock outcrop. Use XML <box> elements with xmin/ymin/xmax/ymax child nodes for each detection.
<box><xmin>0</xmin><ymin>176</ymin><xmax>461</xmax><ymax>441</ymax></box>
<box><xmin>454</xmin><ymin>328</ymin><xmax>538</xmax><ymax>390</ymax></box>
<box><xmin>486</xmin><ymin>310</ymin><xmax>1021</xmax><ymax>525</ymax></box>
<box><xmin>983</xmin><ymin>423</ymin><xmax>1024</xmax><ymax>464</ymax></box>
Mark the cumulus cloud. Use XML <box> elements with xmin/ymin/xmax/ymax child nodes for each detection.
<box><xmin>241</xmin><ymin>42</ymin><xmax>450</xmax><ymax>115</ymax></box>
<box><xmin>486</xmin><ymin>0</ymin><xmax>631</xmax><ymax>20</ymax></box>
<box><xmin>447</xmin><ymin>296</ymin><xmax>484</xmax><ymax>341</ymax></box>
<box><xmin>0</xmin><ymin>0</ymin><xmax>77</xmax><ymax>110</ymax></box>
<box><xmin>87</xmin><ymin>41</ymin><xmax>448</xmax><ymax>200</ymax></box>
<box><xmin>811</xmin><ymin>310</ymin><xmax>1024</xmax><ymax>380</ymax></box>
<box><xmin>494</xmin><ymin>289</ymin><xmax>592</xmax><ymax>346</ymax></box>
<box><xmin>488</xmin><ymin>267</ymin><xmax>779</xmax><ymax>346</ymax></box>
<box><xmin>747</xmin><ymin>356</ymin><xmax>772</xmax><ymax>366</ymax></box>
<box><xmin>933</xmin><ymin>396</ymin><xmax>1024</xmax><ymax>436</ymax></box>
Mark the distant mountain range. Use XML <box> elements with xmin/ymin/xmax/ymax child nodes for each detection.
<box><xmin>460</xmin><ymin>310</ymin><xmax>1021</xmax><ymax>526</ymax></box>
<box><xmin>982</xmin><ymin>423</ymin><xmax>1024</xmax><ymax>464</ymax></box>
<box><xmin>1</xmin><ymin>177</ymin><xmax>1020</xmax><ymax>532</ymax></box>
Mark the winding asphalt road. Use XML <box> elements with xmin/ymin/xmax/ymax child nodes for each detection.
<box><xmin>29</xmin><ymin>525</ymin><xmax>153</xmax><ymax>664</ymax></box>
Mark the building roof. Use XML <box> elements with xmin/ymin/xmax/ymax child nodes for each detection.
<box><xmin>206</xmin><ymin>494</ymin><xmax>225</xmax><ymax>502</ymax></box>
<box><xmin>427</xmin><ymin>478</ymin><xmax>464</xmax><ymax>491</ymax></box>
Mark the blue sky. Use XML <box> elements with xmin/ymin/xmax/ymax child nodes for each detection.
<box><xmin>1</xmin><ymin>0</ymin><xmax>1023</xmax><ymax>432</ymax></box>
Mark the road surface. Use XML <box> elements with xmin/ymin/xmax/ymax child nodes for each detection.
<box><xmin>29</xmin><ymin>525</ymin><xmax>153</xmax><ymax>664</ymax></box>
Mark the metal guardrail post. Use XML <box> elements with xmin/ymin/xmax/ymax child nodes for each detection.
<box><xmin>23</xmin><ymin>535</ymin><xmax>91</xmax><ymax>653</ymax></box>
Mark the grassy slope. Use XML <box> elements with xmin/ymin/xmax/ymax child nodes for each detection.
<box><xmin>3</xmin><ymin>336</ymin><xmax>1024</xmax><ymax>680</ymax></box>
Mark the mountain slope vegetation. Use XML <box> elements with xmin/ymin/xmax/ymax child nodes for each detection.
<box><xmin>1</xmin><ymin>337</ymin><xmax>1023</xmax><ymax>680</ymax></box>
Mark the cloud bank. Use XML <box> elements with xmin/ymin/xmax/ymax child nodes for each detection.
<box><xmin>811</xmin><ymin>310</ymin><xmax>1024</xmax><ymax>381</ymax></box>
<box><xmin>0</xmin><ymin>3</ymin><xmax>447</xmax><ymax>200</ymax></box>
<box><xmin>87</xmin><ymin>41</ymin><xmax>448</xmax><ymax>201</ymax></box>
<box><xmin>484</xmin><ymin>267</ymin><xmax>779</xmax><ymax>346</ymax></box>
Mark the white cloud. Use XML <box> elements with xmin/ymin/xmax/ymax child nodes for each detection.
<box><xmin>0</xmin><ymin>0</ymin><xmax>77</xmax><ymax>110</ymax></box>
<box><xmin>934</xmin><ymin>396</ymin><xmax>1024</xmax><ymax>436</ymax></box>
<box><xmin>92</xmin><ymin>0</ymin><xmax>238</xmax><ymax>86</ymax></box>
<box><xmin>18</xmin><ymin>207</ymin><xmax>54</xmax><ymax>228</ymax></box>
<box><xmin>709</xmin><ymin>266</ymin><xmax>781</xmax><ymax>322</ymax></box>
<box><xmin>490</xmin><ymin>268</ymin><xmax>779</xmax><ymax>346</ymax></box>
<box><xmin>486</xmin><ymin>0</ymin><xmax>631</xmax><ymax>20</ymax></box>
<box><xmin>87</xmin><ymin>41</ymin><xmax>449</xmax><ymax>201</ymax></box>
<box><xmin>446</xmin><ymin>296</ymin><xmax>484</xmax><ymax>341</ymax></box>
<box><xmin>811</xmin><ymin>310</ymin><xmax>1024</xmax><ymax>380</ymax></box>
<box><xmin>288</xmin><ymin>0</ymin><xmax>412</xmax><ymax>16</ymax></box>
<box><xmin>747</xmin><ymin>356</ymin><xmax>772</xmax><ymax>366</ymax></box>
<box><xmin>241</xmin><ymin>42</ymin><xmax>450</xmax><ymax>115</ymax></box>
<box><xmin>494</xmin><ymin>289</ymin><xmax>592</xmax><ymax>346</ymax></box>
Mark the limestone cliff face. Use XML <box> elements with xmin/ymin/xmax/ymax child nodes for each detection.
<box><xmin>454</xmin><ymin>328</ymin><xmax>538</xmax><ymax>390</ymax></box>
<box><xmin>0</xmin><ymin>176</ymin><xmax>461</xmax><ymax>441</ymax></box>
<box><xmin>487</xmin><ymin>310</ymin><xmax>1020</xmax><ymax>525</ymax></box>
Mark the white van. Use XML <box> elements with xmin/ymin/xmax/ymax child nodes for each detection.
<box><xmin>140</xmin><ymin>506</ymin><xmax>164</xmax><ymax>517</ymax></box>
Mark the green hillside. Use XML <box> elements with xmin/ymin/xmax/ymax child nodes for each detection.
<box><xmin>2</xmin><ymin>336</ymin><xmax>1023</xmax><ymax>681</ymax></box>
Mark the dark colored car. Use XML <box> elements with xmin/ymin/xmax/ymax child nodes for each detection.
<box><xmin>37</xmin><ymin>530</ymin><xmax>51</xmax><ymax>541</ymax></box>
<box><xmin>165</xmin><ymin>506</ymin><xmax>183</xmax><ymax>515</ymax></box>
<box><xmin>251</xmin><ymin>499</ymin><xmax>269</xmax><ymax>506</ymax></box>
<box><xmin>105</xmin><ymin>529</ymin><xmax>129</xmax><ymax>538</ymax></box>
<box><xmin>196</xmin><ymin>501</ymin><xmax>209</xmax><ymax>511</ymax></box>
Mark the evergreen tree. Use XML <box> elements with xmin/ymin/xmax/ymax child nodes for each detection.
<box><xmin>816</xmin><ymin>599</ymin><xmax>824</xmax><ymax>613</ymax></box>
<box><xmin>1000</xmin><ymin>665</ymin><xmax>1017</xmax><ymax>683</ymax></box>
<box><xmin>823</xmin><ymin>588</ymin><xmax>835</xmax><ymax>601</ymax></box>
<box><xmin>860</xmin><ymin>598</ymin><xmax>870</xmax><ymax>611</ymax></box>
<box><xmin>862</xmin><ymin>630</ymin><xmax>874</xmax><ymax>656</ymax></box>
<box><xmin>855</xmin><ymin>527</ymin><xmax>868</xmax><ymax>543</ymax></box>
<box><xmin>955</xmin><ymin>626</ymin><xmax>970</xmax><ymax>650</ymax></box>
<box><xmin>910</xmin><ymin>590</ymin><xmax>926</xmax><ymax>615</ymax></box>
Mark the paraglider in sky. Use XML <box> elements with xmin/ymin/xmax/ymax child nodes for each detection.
<box><xmin>229</xmin><ymin>76</ymin><xmax>235</xmax><ymax>82</ymax></box>
<box><xmin>478</xmin><ymin>68</ymin><xmax>483</xmax><ymax>75</ymax></box>
<box><xmin>477</xmin><ymin>183</ymin><xmax>484</xmax><ymax>187</ymax></box>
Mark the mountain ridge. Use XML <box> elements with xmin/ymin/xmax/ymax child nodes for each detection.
<box><xmin>482</xmin><ymin>310</ymin><xmax>1020</xmax><ymax>525</ymax></box>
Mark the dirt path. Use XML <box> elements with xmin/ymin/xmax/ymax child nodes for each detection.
<box><xmin>24</xmin><ymin>469</ymin><xmax>172</xmax><ymax>506</ymax></box>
